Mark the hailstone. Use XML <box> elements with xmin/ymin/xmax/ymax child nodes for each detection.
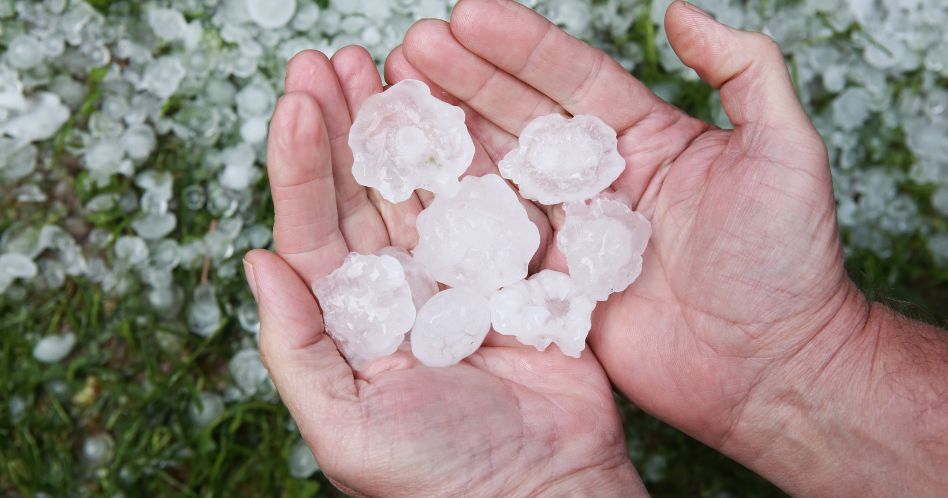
<box><xmin>412</xmin><ymin>174</ymin><xmax>540</xmax><ymax>295</ymax></box>
<box><xmin>410</xmin><ymin>288</ymin><xmax>491</xmax><ymax>367</ymax></box>
<box><xmin>557</xmin><ymin>194</ymin><xmax>652</xmax><ymax>301</ymax></box>
<box><xmin>377</xmin><ymin>246</ymin><xmax>438</xmax><ymax>310</ymax></box>
<box><xmin>312</xmin><ymin>252</ymin><xmax>415</xmax><ymax>370</ymax></box>
<box><xmin>489</xmin><ymin>270</ymin><xmax>596</xmax><ymax>357</ymax></box>
<box><xmin>498</xmin><ymin>113</ymin><xmax>625</xmax><ymax>205</ymax></box>
<box><xmin>348</xmin><ymin>79</ymin><xmax>475</xmax><ymax>203</ymax></box>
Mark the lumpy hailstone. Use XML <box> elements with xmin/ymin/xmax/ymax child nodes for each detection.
<box><xmin>377</xmin><ymin>246</ymin><xmax>438</xmax><ymax>310</ymax></box>
<box><xmin>349</xmin><ymin>79</ymin><xmax>475</xmax><ymax>203</ymax></box>
<box><xmin>413</xmin><ymin>174</ymin><xmax>540</xmax><ymax>295</ymax></box>
<box><xmin>411</xmin><ymin>288</ymin><xmax>492</xmax><ymax>367</ymax></box>
<box><xmin>499</xmin><ymin>114</ymin><xmax>625</xmax><ymax>205</ymax></box>
<box><xmin>557</xmin><ymin>194</ymin><xmax>652</xmax><ymax>301</ymax></box>
<box><xmin>490</xmin><ymin>270</ymin><xmax>596</xmax><ymax>358</ymax></box>
<box><xmin>313</xmin><ymin>253</ymin><xmax>416</xmax><ymax>370</ymax></box>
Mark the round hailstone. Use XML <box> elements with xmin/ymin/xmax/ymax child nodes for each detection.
<box><xmin>246</xmin><ymin>0</ymin><xmax>296</xmax><ymax>29</ymax></box>
<box><xmin>490</xmin><ymin>270</ymin><xmax>596</xmax><ymax>358</ymax></box>
<box><xmin>377</xmin><ymin>246</ymin><xmax>438</xmax><ymax>310</ymax></box>
<box><xmin>348</xmin><ymin>79</ymin><xmax>475</xmax><ymax>203</ymax></box>
<box><xmin>312</xmin><ymin>253</ymin><xmax>416</xmax><ymax>371</ymax></box>
<box><xmin>413</xmin><ymin>174</ymin><xmax>540</xmax><ymax>295</ymax></box>
<box><xmin>32</xmin><ymin>332</ymin><xmax>77</xmax><ymax>363</ymax></box>
<box><xmin>189</xmin><ymin>391</ymin><xmax>224</xmax><ymax>426</ymax></box>
<box><xmin>557</xmin><ymin>194</ymin><xmax>652</xmax><ymax>301</ymax></box>
<box><xmin>411</xmin><ymin>288</ymin><xmax>492</xmax><ymax>367</ymax></box>
<box><xmin>498</xmin><ymin>113</ymin><xmax>625</xmax><ymax>205</ymax></box>
<box><xmin>288</xmin><ymin>439</ymin><xmax>320</xmax><ymax>479</ymax></box>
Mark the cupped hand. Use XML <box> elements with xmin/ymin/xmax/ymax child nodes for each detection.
<box><xmin>393</xmin><ymin>0</ymin><xmax>870</xmax><ymax>474</ymax></box>
<box><xmin>244</xmin><ymin>47</ymin><xmax>645</xmax><ymax>496</ymax></box>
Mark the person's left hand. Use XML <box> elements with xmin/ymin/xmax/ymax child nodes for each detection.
<box><xmin>243</xmin><ymin>47</ymin><xmax>645</xmax><ymax>497</ymax></box>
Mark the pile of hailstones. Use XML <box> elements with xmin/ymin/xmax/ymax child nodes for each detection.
<box><xmin>315</xmin><ymin>79</ymin><xmax>651</xmax><ymax>370</ymax></box>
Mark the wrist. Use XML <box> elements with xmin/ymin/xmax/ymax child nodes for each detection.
<box><xmin>725</xmin><ymin>287</ymin><xmax>948</xmax><ymax>496</ymax></box>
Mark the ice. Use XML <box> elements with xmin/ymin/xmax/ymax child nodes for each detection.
<box><xmin>123</xmin><ymin>124</ymin><xmax>157</xmax><ymax>161</ymax></box>
<box><xmin>189</xmin><ymin>392</ymin><xmax>224</xmax><ymax>426</ymax></box>
<box><xmin>132</xmin><ymin>212</ymin><xmax>177</xmax><ymax>240</ymax></box>
<box><xmin>0</xmin><ymin>92</ymin><xmax>70</xmax><ymax>142</ymax></box>
<box><xmin>229</xmin><ymin>348</ymin><xmax>272</xmax><ymax>396</ymax></box>
<box><xmin>377</xmin><ymin>246</ymin><xmax>438</xmax><ymax>310</ymax></box>
<box><xmin>413</xmin><ymin>174</ymin><xmax>540</xmax><ymax>295</ymax></box>
<box><xmin>5</xmin><ymin>34</ymin><xmax>44</xmax><ymax>70</ymax></box>
<box><xmin>499</xmin><ymin>113</ymin><xmax>625</xmax><ymax>205</ymax></box>
<box><xmin>291</xmin><ymin>3</ymin><xmax>321</xmax><ymax>31</ymax></box>
<box><xmin>32</xmin><ymin>332</ymin><xmax>77</xmax><ymax>363</ymax></box>
<box><xmin>188</xmin><ymin>283</ymin><xmax>221</xmax><ymax>337</ymax></box>
<box><xmin>0</xmin><ymin>252</ymin><xmax>38</xmax><ymax>278</ymax></box>
<box><xmin>83</xmin><ymin>138</ymin><xmax>125</xmax><ymax>176</ymax></box>
<box><xmin>832</xmin><ymin>87</ymin><xmax>872</xmax><ymax>130</ymax></box>
<box><xmin>312</xmin><ymin>252</ymin><xmax>416</xmax><ymax>370</ymax></box>
<box><xmin>240</xmin><ymin>116</ymin><xmax>268</xmax><ymax>144</ymax></box>
<box><xmin>557</xmin><ymin>194</ymin><xmax>652</xmax><ymax>301</ymax></box>
<box><xmin>246</xmin><ymin>0</ymin><xmax>296</xmax><ymax>29</ymax></box>
<box><xmin>411</xmin><ymin>288</ymin><xmax>492</xmax><ymax>367</ymax></box>
<box><xmin>931</xmin><ymin>185</ymin><xmax>948</xmax><ymax>216</ymax></box>
<box><xmin>147</xmin><ymin>8</ymin><xmax>189</xmax><ymax>42</ymax></box>
<box><xmin>114</xmin><ymin>236</ymin><xmax>149</xmax><ymax>266</ymax></box>
<box><xmin>288</xmin><ymin>439</ymin><xmax>320</xmax><ymax>479</ymax></box>
<box><xmin>348</xmin><ymin>79</ymin><xmax>475</xmax><ymax>203</ymax></box>
<box><xmin>236</xmin><ymin>81</ymin><xmax>275</xmax><ymax>118</ymax></box>
<box><xmin>489</xmin><ymin>270</ymin><xmax>596</xmax><ymax>357</ymax></box>
<box><xmin>81</xmin><ymin>433</ymin><xmax>114</xmax><ymax>467</ymax></box>
<box><xmin>142</xmin><ymin>56</ymin><xmax>186</xmax><ymax>100</ymax></box>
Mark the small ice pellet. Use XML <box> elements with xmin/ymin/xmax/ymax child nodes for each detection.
<box><xmin>411</xmin><ymin>288</ymin><xmax>492</xmax><ymax>367</ymax></box>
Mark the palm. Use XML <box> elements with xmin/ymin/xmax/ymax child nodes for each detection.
<box><xmin>250</xmin><ymin>44</ymin><xmax>639</xmax><ymax>496</ymax></box>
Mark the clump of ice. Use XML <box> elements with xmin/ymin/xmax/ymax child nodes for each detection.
<box><xmin>32</xmin><ymin>332</ymin><xmax>77</xmax><ymax>363</ymax></box>
<box><xmin>490</xmin><ymin>270</ymin><xmax>596</xmax><ymax>358</ymax></box>
<box><xmin>411</xmin><ymin>288</ymin><xmax>492</xmax><ymax>367</ymax></box>
<box><xmin>348</xmin><ymin>79</ymin><xmax>475</xmax><ymax>203</ymax></box>
<box><xmin>312</xmin><ymin>252</ymin><xmax>416</xmax><ymax>370</ymax></box>
<box><xmin>288</xmin><ymin>438</ymin><xmax>320</xmax><ymax>479</ymax></box>
<box><xmin>557</xmin><ymin>194</ymin><xmax>651</xmax><ymax>301</ymax></box>
<box><xmin>377</xmin><ymin>246</ymin><xmax>438</xmax><ymax>310</ymax></box>
<box><xmin>413</xmin><ymin>174</ymin><xmax>540</xmax><ymax>295</ymax></box>
<box><xmin>498</xmin><ymin>113</ymin><xmax>625</xmax><ymax>205</ymax></box>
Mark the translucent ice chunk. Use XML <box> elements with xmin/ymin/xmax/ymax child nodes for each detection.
<box><xmin>0</xmin><ymin>92</ymin><xmax>70</xmax><ymax>142</ymax></box>
<box><xmin>32</xmin><ymin>332</ymin><xmax>77</xmax><ymax>363</ymax></box>
<box><xmin>498</xmin><ymin>113</ymin><xmax>625</xmax><ymax>205</ymax></box>
<box><xmin>246</xmin><ymin>0</ymin><xmax>296</xmax><ymax>29</ymax></box>
<box><xmin>312</xmin><ymin>253</ymin><xmax>415</xmax><ymax>370</ymax></box>
<box><xmin>288</xmin><ymin>438</ymin><xmax>320</xmax><ymax>478</ymax></box>
<box><xmin>489</xmin><ymin>270</ymin><xmax>596</xmax><ymax>358</ymax></box>
<box><xmin>411</xmin><ymin>288</ymin><xmax>491</xmax><ymax>367</ymax></box>
<box><xmin>413</xmin><ymin>174</ymin><xmax>540</xmax><ymax>295</ymax></box>
<box><xmin>377</xmin><ymin>246</ymin><xmax>438</xmax><ymax>310</ymax></box>
<box><xmin>348</xmin><ymin>79</ymin><xmax>475</xmax><ymax>203</ymax></box>
<box><xmin>557</xmin><ymin>194</ymin><xmax>651</xmax><ymax>301</ymax></box>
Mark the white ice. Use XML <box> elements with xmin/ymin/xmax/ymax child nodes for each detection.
<box><xmin>246</xmin><ymin>0</ymin><xmax>297</xmax><ymax>29</ymax></box>
<box><xmin>32</xmin><ymin>332</ymin><xmax>77</xmax><ymax>363</ymax></box>
<box><xmin>498</xmin><ymin>113</ymin><xmax>625</xmax><ymax>205</ymax></box>
<box><xmin>312</xmin><ymin>252</ymin><xmax>416</xmax><ymax>370</ymax></box>
<box><xmin>413</xmin><ymin>174</ymin><xmax>540</xmax><ymax>295</ymax></box>
<box><xmin>557</xmin><ymin>194</ymin><xmax>652</xmax><ymax>301</ymax></box>
<box><xmin>348</xmin><ymin>79</ymin><xmax>475</xmax><ymax>203</ymax></box>
<box><xmin>377</xmin><ymin>246</ymin><xmax>438</xmax><ymax>310</ymax></box>
<box><xmin>411</xmin><ymin>288</ymin><xmax>491</xmax><ymax>367</ymax></box>
<box><xmin>489</xmin><ymin>270</ymin><xmax>596</xmax><ymax>358</ymax></box>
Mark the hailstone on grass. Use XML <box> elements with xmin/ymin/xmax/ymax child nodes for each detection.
<box><xmin>312</xmin><ymin>252</ymin><xmax>416</xmax><ymax>370</ymax></box>
<box><xmin>498</xmin><ymin>113</ymin><xmax>625</xmax><ymax>205</ymax></box>
<box><xmin>348</xmin><ymin>79</ymin><xmax>475</xmax><ymax>203</ymax></box>
<box><xmin>490</xmin><ymin>270</ymin><xmax>596</xmax><ymax>358</ymax></box>
<box><xmin>411</xmin><ymin>288</ymin><xmax>492</xmax><ymax>367</ymax></box>
<box><xmin>557</xmin><ymin>194</ymin><xmax>652</xmax><ymax>301</ymax></box>
<box><xmin>412</xmin><ymin>174</ymin><xmax>540</xmax><ymax>295</ymax></box>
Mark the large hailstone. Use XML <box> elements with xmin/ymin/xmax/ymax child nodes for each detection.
<box><xmin>557</xmin><ymin>194</ymin><xmax>652</xmax><ymax>301</ymax></box>
<box><xmin>413</xmin><ymin>174</ymin><xmax>540</xmax><ymax>295</ymax></box>
<box><xmin>411</xmin><ymin>288</ymin><xmax>492</xmax><ymax>367</ymax></box>
<box><xmin>312</xmin><ymin>253</ymin><xmax>416</xmax><ymax>370</ymax></box>
<box><xmin>498</xmin><ymin>113</ymin><xmax>625</xmax><ymax>205</ymax></box>
<box><xmin>490</xmin><ymin>270</ymin><xmax>596</xmax><ymax>358</ymax></box>
<box><xmin>377</xmin><ymin>246</ymin><xmax>438</xmax><ymax>310</ymax></box>
<box><xmin>348</xmin><ymin>79</ymin><xmax>475</xmax><ymax>203</ymax></box>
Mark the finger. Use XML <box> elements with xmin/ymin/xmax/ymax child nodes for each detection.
<box><xmin>402</xmin><ymin>19</ymin><xmax>563</xmax><ymax>136</ymax></box>
<box><xmin>245</xmin><ymin>249</ymin><xmax>357</xmax><ymax>443</ymax></box>
<box><xmin>332</xmin><ymin>45</ymin><xmax>424</xmax><ymax>250</ymax></box>
<box><xmin>449</xmin><ymin>0</ymin><xmax>684</xmax><ymax>133</ymax></box>
<box><xmin>285</xmin><ymin>50</ymin><xmax>389</xmax><ymax>253</ymax></box>
<box><xmin>664</xmin><ymin>1</ymin><xmax>812</xmax><ymax>130</ymax></box>
<box><xmin>267</xmin><ymin>92</ymin><xmax>349</xmax><ymax>285</ymax></box>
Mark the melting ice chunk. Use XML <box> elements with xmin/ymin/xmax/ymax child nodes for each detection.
<box><xmin>499</xmin><ymin>113</ymin><xmax>625</xmax><ymax>205</ymax></box>
<box><xmin>377</xmin><ymin>246</ymin><xmax>438</xmax><ymax>310</ymax></box>
<box><xmin>557</xmin><ymin>194</ymin><xmax>651</xmax><ymax>301</ymax></box>
<box><xmin>411</xmin><ymin>288</ymin><xmax>491</xmax><ymax>367</ymax></box>
<box><xmin>312</xmin><ymin>253</ymin><xmax>416</xmax><ymax>370</ymax></box>
<box><xmin>348</xmin><ymin>79</ymin><xmax>475</xmax><ymax>203</ymax></box>
<box><xmin>489</xmin><ymin>270</ymin><xmax>596</xmax><ymax>357</ymax></box>
<box><xmin>413</xmin><ymin>174</ymin><xmax>540</xmax><ymax>295</ymax></box>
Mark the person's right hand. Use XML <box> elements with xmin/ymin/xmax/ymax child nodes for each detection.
<box><xmin>392</xmin><ymin>0</ymin><xmax>897</xmax><ymax>494</ymax></box>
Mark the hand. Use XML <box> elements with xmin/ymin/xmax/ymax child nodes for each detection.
<box><xmin>392</xmin><ymin>0</ymin><xmax>882</xmax><ymax>494</ymax></box>
<box><xmin>244</xmin><ymin>47</ymin><xmax>646</xmax><ymax>496</ymax></box>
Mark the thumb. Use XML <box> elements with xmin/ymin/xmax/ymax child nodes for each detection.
<box><xmin>243</xmin><ymin>249</ymin><xmax>357</xmax><ymax>439</ymax></box>
<box><xmin>664</xmin><ymin>1</ymin><xmax>811</xmax><ymax>130</ymax></box>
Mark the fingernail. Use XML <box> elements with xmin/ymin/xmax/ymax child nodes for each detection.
<box><xmin>681</xmin><ymin>1</ymin><xmax>712</xmax><ymax>18</ymax></box>
<box><xmin>243</xmin><ymin>259</ymin><xmax>258</xmax><ymax>301</ymax></box>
